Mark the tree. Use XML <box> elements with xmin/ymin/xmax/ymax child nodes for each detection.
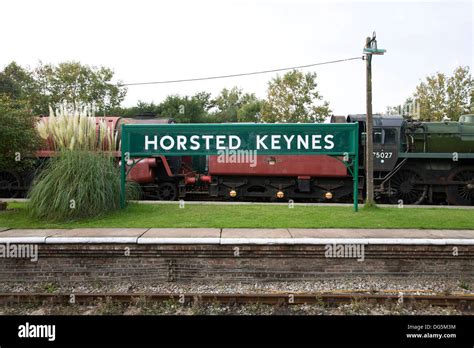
<box><xmin>34</xmin><ymin>61</ymin><xmax>127</xmax><ymax>114</ymax></box>
<box><xmin>471</xmin><ymin>86</ymin><xmax>474</xmax><ymax>112</ymax></box>
<box><xmin>111</xmin><ymin>101</ymin><xmax>161</xmax><ymax>118</ymax></box>
<box><xmin>212</xmin><ymin>87</ymin><xmax>243</xmax><ymax>122</ymax></box>
<box><xmin>413</xmin><ymin>66</ymin><xmax>472</xmax><ymax>121</ymax></box>
<box><xmin>210</xmin><ymin>87</ymin><xmax>263</xmax><ymax>123</ymax></box>
<box><xmin>261</xmin><ymin>70</ymin><xmax>330</xmax><ymax>123</ymax></box>
<box><xmin>0</xmin><ymin>62</ymin><xmax>34</xmax><ymax>100</ymax></box>
<box><xmin>159</xmin><ymin>92</ymin><xmax>212</xmax><ymax>123</ymax></box>
<box><xmin>0</xmin><ymin>62</ymin><xmax>45</xmax><ymax>113</ymax></box>
<box><xmin>115</xmin><ymin>92</ymin><xmax>214</xmax><ymax>122</ymax></box>
<box><xmin>446</xmin><ymin>66</ymin><xmax>472</xmax><ymax>119</ymax></box>
<box><xmin>0</xmin><ymin>61</ymin><xmax>127</xmax><ymax>115</ymax></box>
<box><xmin>237</xmin><ymin>99</ymin><xmax>263</xmax><ymax>122</ymax></box>
<box><xmin>0</xmin><ymin>96</ymin><xmax>40</xmax><ymax>172</ymax></box>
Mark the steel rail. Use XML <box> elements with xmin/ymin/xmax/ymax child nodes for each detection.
<box><xmin>0</xmin><ymin>292</ymin><xmax>472</xmax><ymax>310</ymax></box>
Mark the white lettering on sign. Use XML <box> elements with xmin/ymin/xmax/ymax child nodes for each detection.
<box><xmin>143</xmin><ymin>134</ymin><xmax>337</xmax><ymax>152</ymax></box>
<box><xmin>216</xmin><ymin>135</ymin><xmax>226</xmax><ymax>150</ymax></box>
<box><xmin>202</xmin><ymin>135</ymin><xmax>213</xmax><ymax>150</ymax></box>
<box><xmin>229</xmin><ymin>135</ymin><xmax>241</xmax><ymax>150</ymax></box>
<box><xmin>283</xmin><ymin>135</ymin><xmax>295</xmax><ymax>149</ymax></box>
<box><xmin>324</xmin><ymin>134</ymin><xmax>335</xmax><ymax>149</ymax></box>
<box><xmin>160</xmin><ymin>135</ymin><xmax>174</xmax><ymax>150</ymax></box>
<box><xmin>256</xmin><ymin>135</ymin><xmax>268</xmax><ymax>150</ymax></box>
<box><xmin>190</xmin><ymin>135</ymin><xmax>200</xmax><ymax>150</ymax></box>
<box><xmin>176</xmin><ymin>135</ymin><xmax>187</xmax><ymax>150</ymax></box>
<box><xmin>271</xmin><ymin>135</ymin><xmax>281</xmax><ymax>150</ymax></box>
<box><xmin>144</xmin><ymin>135</ymin><xmax>158</xmax><ymax>150</ymax></box>
<box><xmin>297</xmin><ymin>135</ymin><xmax>308</xmax><ymax>150</ymax></box>
<box><xmin>312</xmin><ymin>134</ymin><xmax>322</xmax><ymax>149</ymax></box>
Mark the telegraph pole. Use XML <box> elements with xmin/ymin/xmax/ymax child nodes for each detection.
<box><xmin>363</xmin><ymin>32</ymin><xmax>385</xmax><ymax>207</ymax></box>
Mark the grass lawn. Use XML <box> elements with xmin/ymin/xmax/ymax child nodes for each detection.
<box><xmin>0</xmin><ymin>202</ymin><xmax>473</xmax><ymax>229</ymax></box>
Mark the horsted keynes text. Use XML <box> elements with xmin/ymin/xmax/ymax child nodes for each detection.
<box><xmin>144</xmin><ymin>134</ymin><xmax>335</xmax><ymax>152</ymax></box>
<box><xmin>121</xmin><ymin>123</ymin><xmax>358</xmax><ymax>156</ymax></box>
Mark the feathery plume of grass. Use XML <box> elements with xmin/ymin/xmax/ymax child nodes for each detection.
<box><xmin>36</xmin><ymin>102</ymin><xmax>117</xmax><ymax>152</ymax></box>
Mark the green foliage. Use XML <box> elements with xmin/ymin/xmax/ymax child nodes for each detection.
<box><xmin>237</xmin><ymin>99</ymin><xmax>263</xmax><ymax>122</ymax></box>
<box><xmin>470</xmin><ymin>86</ymin><xmax>474</xmax><ymax>113</ymax></box>
<box><xmin>159</xmin><ymin>92</ymin><xmax>213</xmax><ymax>123</ymax></box>
<box><xmin>117</xmin><ymin>87</ymin><xmax>265</xmax><ymax>124</ymax></box>
<box><xmin>0</xmin><ymin>62</ymin><xmax>37</xmax><ymax>103</ymax></box>
<box><xmin>43</xmin><ymin>282</ymin><xmax>58</xmax><ymax>293</ymax></box>
<box><xmin>111</xmin><ymin>101</ymin><xmax>161</xmax><ymax>118</ymax></box>
<box><xmin>413</xmin><ymin>66</ymin><xmax>472</xmax><ymax>121</ymax></box>
<box><xmin>262</xmin><ymin>70</ymin><xmax>331</xmax><ymax>123</ymax></box>
<box><xmin>34</xmin><ymin>62</ymin><xmax>127</xmax><ymax>114</ymax></box>
<box><xmin>212</xmin><ymin>87</ymin><xmax>242</xmax><ymax>122</ymax></box>
<box><xmin>0</xmin><ymin>61</ymin><xmax>127</xmax><ymax>115</ymax></box>
<box><xmin>363</xmin><ymin>201</ymin><xmax>379</xmax><ymax>209</ymax></box>
<box><xmin>117</xmin><ymin>88</ymin><xmax>265</xmax><ymax>124</ymax></box>
<box><xmin>211</xmin><ymin>87</ymin><xmax>263</xmax><ymax>123</ymax></box>
<box><xmin>211</xmin><ymin>87</ymin><xmax>239</xmax><ymax>122</ymax></box>
<box><xmin>446</xmin><ymin>66</ymin><xmax>473</xmax><ymax>119</ymax></box>
<box><xmin>0</xmin><ymin>96</ymin><xmax>40</xmax><ymax>171</ymax></box>
<box><xmin>27</xmin><ymin>150</ymin><xmax>137</xmax><ymax>221</ymax></box>
<box><xmin>125</xmin><ymin>180</ymin><xmax>142</xmax><ymax>202</ymax></box>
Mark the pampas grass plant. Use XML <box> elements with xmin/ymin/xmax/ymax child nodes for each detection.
<box><xmin>28</xmin><ymin>102</ymin><xmax>138</xmax><ymax>221</ymax></box>
<box><xmin>28</xmin><ymin>150</ymin><xmax>141</xmax><ymax>221</ymax></box>
<box><xmin>28</xmin><ymin>150</ymin><xmax>117</xmax><ymax>220</ymax></box>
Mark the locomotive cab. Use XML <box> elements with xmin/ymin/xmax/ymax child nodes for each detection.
<box><xmin>346</xmin><ymin>114</ymin><xmax>405</xmax><ymax>172</ymax></box>
<box><xmin>372</xmin><ymin>126</ymin><xmax>400</xmax><ymax>171</ymax></box>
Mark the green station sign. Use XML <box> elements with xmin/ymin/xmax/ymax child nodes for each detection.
<box><xmin>120</xmin><ymin>122</ymin><xmax>359</xmax><ymax>212</ymax></box>
<box><xmin>121</xmin><ymin>123</ymin><xmax>358</xmax><ymax>156</ymax></box>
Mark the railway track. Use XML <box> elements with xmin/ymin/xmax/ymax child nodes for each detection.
<box><xmin>0</xmin><ymin>292</ymin><xmax>473</xmax><ymax>311</ymax></box>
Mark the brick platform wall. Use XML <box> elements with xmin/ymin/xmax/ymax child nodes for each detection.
<box><xmin>0</xmin><ymin>244</ymin><xmax>473</xmax><ymax>282</ymax></box>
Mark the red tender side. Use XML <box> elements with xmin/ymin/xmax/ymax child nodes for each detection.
<box><xmin>208</xmin><ymin>155</ymin><xmax>347</xmax><ymax>177</ymax></box>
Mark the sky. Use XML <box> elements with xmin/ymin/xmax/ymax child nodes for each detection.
<box><xmin>1</xmin><ymin>0</ymin><xmax>472</xmax><ymax>115</ymax></box>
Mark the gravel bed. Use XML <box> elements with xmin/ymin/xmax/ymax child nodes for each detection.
<box><xmin>0</xmin><ymin>276</ymin><xmax>472</xmax><ymax>295</ymax></box>
<box><xmin>0</xmin><ymin>276</ymin><xmax>471</xmax><ymax>315</ymax></box>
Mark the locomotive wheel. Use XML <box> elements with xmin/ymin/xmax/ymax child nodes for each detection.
<box><xmin>0</xmin><ymin>171</ymin><xmax>21</xmax><ymax>199</ymax></box>
<box><xmin>387</xmin><ymin>169</ymin><xmax>427</xmax><ymax>205</ymax></box>
<box><xmin>157</xmin><ymin>182</ymin><xmax>178</xmax><ymax>201</ymax></box>
<box><xmin>446</xmin><ymin>167</ymin><xmax>474</xmax><ymax>206</ymax></box>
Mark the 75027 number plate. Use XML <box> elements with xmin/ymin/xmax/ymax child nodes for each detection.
<box><xmin>373</xmin><ymin>151</ymin><xmax>393</xmax><ymax>159</ymax></box>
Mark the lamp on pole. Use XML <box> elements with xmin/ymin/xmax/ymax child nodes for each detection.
<box><xmin>363</xmin><ymin>32</ymin><xmax>386</xmax><ymax>206</ymax></box>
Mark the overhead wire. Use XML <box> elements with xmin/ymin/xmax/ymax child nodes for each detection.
<box><xmin>119</xmin><ymin>56</ymin><xmax>363</xmax><ymax>86</ymax></box>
